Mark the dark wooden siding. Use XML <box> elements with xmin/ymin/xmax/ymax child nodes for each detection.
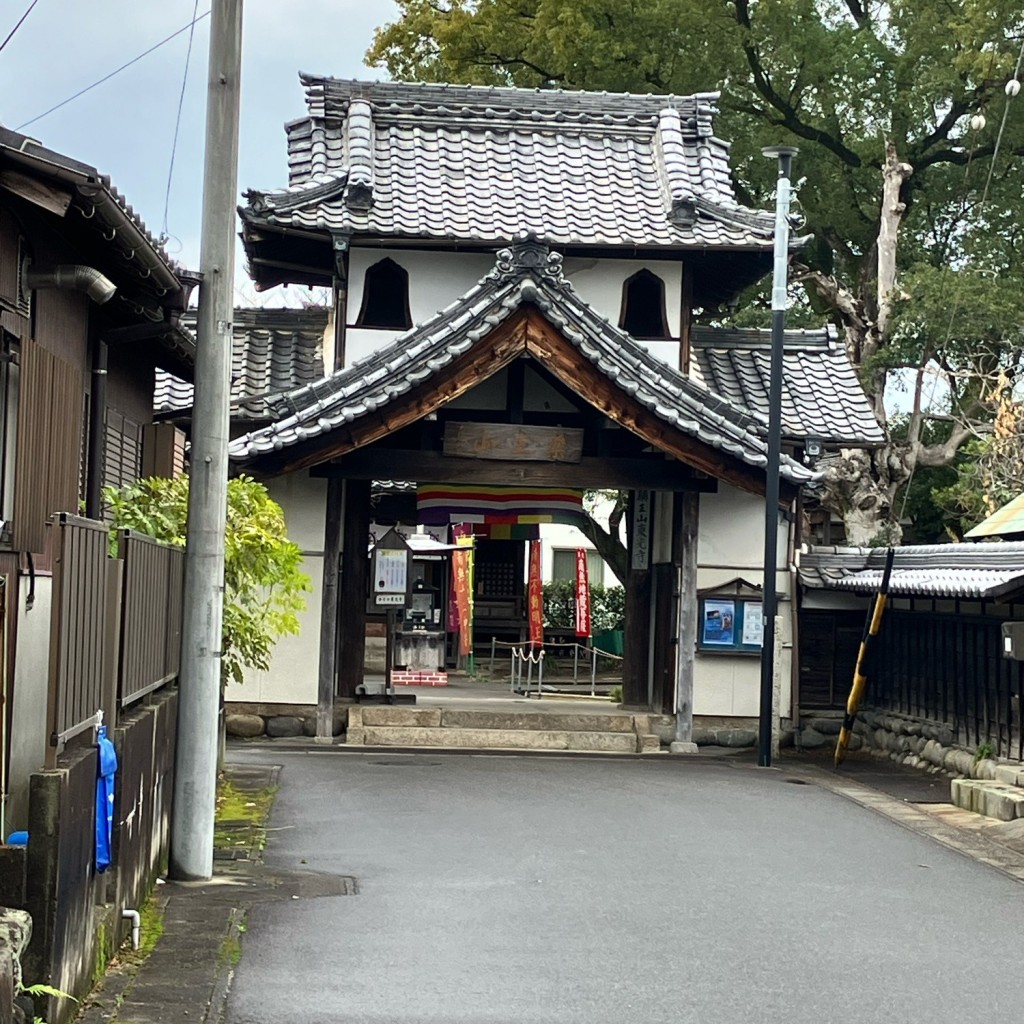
<box><xmin>799</xmin><ymin>610</ymin><xmax>863</xmax><ymax>708</ymax></box>
<box><xmin>873</xmin><ymin>606</ymin><xmax>1024</xmax><ymax>761</ymax></box>
<box><xmin>13</xmin><ymin>338</ymin><xmax>84</xmax><ymax>553</ymax></box>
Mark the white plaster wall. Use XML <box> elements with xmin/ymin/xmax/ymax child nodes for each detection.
<box><xmin>561</xmin><ymin>257</ymin><xmax>683</xmax><ymax>336</ymax></box>
<box><xmin>695</xmin><ymin>484</ymin><xmax>794</xmax><ymax>720</ymax></box>
<box><xmin>344</xmin><ymin>248</ymin><xmax>685</xmax><ymax>369</ymax></box>
<box><xmin>233</xmin><ymin>472</ymin><xmax>327</xmax><ymax>705</ymax></box>
<box><xmin>7</xmin><ymin>575</ymin><xmax>52</xmax><ymax>831</ymax></box>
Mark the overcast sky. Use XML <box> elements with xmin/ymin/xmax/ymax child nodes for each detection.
<box><xmin>0</xmin><ymin>0</ymin><xmax>399</xmax><ymax>303</ymax></box>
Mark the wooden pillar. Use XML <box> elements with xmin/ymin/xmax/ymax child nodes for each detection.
<box><xmin>316</xmin><ymin>477</ymin><xmax>344</xmax><ymax>740</ymax></box>
<box><xmin>622</xmin><ymin>490</ymin><xmax>651</xmax><ymax>708</ymax></box>
<box><xmin>674</xmin><ymin>490</ymin><xmax>700</xmax><ymax>745</ymax></box>
<box><xmin>650</xmin><ymin>492</ymin><xmax>676</xmax><ymax>713</ymax></box>
<box><xmin>337</xmin><ymin>478</ymin><xmax>371</xmax><ymax>699</ymax></box>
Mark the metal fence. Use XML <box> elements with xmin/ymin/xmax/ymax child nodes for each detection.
<box><xmin>47</xmin><ymin>514</ymin><xmax>109</xmax><ymax>762</ymax></box>
<box><xmin>118</xmin><ymin>530</ymin><xmax>184</xmax><ymax>708</ymax></box>
<box><xmin>872</xmin><ymin>609</ymin><xmax>1024</xmax><ymax>761</ymax></box>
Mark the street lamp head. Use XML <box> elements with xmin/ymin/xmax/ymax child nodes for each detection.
<box><xmin>761</xmin><ymin>145</ymin><xmax>799</xmax><ymax>160</ymax></box>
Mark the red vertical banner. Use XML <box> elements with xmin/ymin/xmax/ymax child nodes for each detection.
<box><xmin>528</xmin><ymin>539</ymin><xmax>543</xmax><ymax>647</ymax></box>
<box><xmin>452</xmin><ymin>530</ymin><xmax>475</xmax><ymax>657</ymax></box>
<box><xmin>574</xmin><ymin>547</ymin><xmax>591</xmax><ymax>637</ymax></box>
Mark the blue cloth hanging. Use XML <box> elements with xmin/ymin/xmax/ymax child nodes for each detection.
<box><xmin>95</xmin><ymin>724</ymin><xmax>118</xmax><ymax>873</ymax></box>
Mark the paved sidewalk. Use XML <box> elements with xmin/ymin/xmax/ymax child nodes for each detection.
<box><xmin>76</xmin><ymin>764</ymin><xmax>354</xmax><ymax>1024</ymax></box>
<box><xmin>74</xmin><ymin>748</ymin><xmax>1024</xmax><ymax>1023</ymax></box>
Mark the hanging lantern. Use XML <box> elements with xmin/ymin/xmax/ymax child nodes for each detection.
<box><xmin>970</xmin><ymin>113</ymin><xmax>987</xmax><ymax>131</ymax></box>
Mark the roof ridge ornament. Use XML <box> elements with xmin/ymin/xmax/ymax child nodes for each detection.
<box><xmin>490</xmin><ymin>238</ymin><xmax>564</xmax><ymax>283</ymax></box>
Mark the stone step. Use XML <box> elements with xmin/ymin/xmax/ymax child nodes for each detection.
<box><xmin>350</xmin><ymin>706</ymin><xmax>639</xmax><ymax>734</ymax></box>
<box><xmin>347</xmin><ymin>724</ymin><xmax>647</xmax><ymax>753</ymax></box>
<box><xmin>951</xmin><ymin>778</ymin><xmax>1024</xmax><ymax>821</ymax></box>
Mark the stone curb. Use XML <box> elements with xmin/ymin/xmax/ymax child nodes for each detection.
<box><xmin>783</xmin><ymin>763</ymin><xmax>1024</xmax><ymax>884</ymax></box>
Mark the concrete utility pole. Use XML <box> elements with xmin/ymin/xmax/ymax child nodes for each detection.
<box><xmin>757</xmin><ymin>145</ymin><xmax>797</xmax><ymax>770</ymax></box>
<box><xmin>170</xmin><ymin>0</ymin><xmax>243</xmax><ymax>881</ymax></box>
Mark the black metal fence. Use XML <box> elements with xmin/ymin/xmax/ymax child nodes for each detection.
<box><xmin>872</xmin><ymin>609</ymin><xmax>1024</xmax><ymax>760</ymax></box>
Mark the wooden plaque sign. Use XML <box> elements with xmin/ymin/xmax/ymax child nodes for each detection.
<box><xmin>443</xmin><ymin>422</ymin><xmax>584</xmax><ymax>463</ymax></box>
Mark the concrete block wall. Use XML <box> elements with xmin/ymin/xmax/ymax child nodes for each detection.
<box><xmin>20</xmin><ymin>690</ymin><xmax>178</xmax><ymax>1024</ymax></box>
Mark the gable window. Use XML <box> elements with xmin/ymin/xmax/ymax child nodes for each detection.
<box><xmin>355</xmin><ymin>257</ymin><xmax>412</xmax><ymax>330</ymax></box>
<box><xmin>619</xmin><ymin>268</ymin><xmax>670</xmax><ymax>339</ymax></box>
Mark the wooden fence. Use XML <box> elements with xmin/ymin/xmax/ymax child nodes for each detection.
<box><xmin>46</xmin><ymin>515</ymin><xmax>109</xmax><ymax>763</ymax></box>
<box><xmin>873</xmin><ymin>609</ymin><xmax>1024</xmax><ymax>761</ymax></box>
<box><xmin>47</xmin><ymin>516</ymin><xmax>184</xmax><ymax>763</ymax></box>
<box><xmin>118</xmin><ymin>530</ymin><xmax>184</xmax><ymax>707</ymax></box>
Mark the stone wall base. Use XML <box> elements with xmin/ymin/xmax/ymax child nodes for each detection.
<box><xmin>801</xmin><ymin>708</ymin><xmax>1022</xmax><ymax>783</ymax></box>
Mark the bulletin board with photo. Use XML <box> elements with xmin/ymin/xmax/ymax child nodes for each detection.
<box><xmin>698</xmin><ymin>596</ymin><xmax>764</xmax><ymax>654</ymax></box>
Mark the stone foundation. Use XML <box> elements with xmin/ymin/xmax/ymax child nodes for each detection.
<box><xmin>391</xmin><ymin>670</ymin><xmax>448</xmax><ymax>687</ymax></box>
<box><xmin>224</xmin><ymin>701</ymin><xmax>349</xmax><ymax>740</ymax></box>
<box><xmin>804</xmin><ymin>707</ymin><xmax>1020</xmax><ymax>784</ymax></box>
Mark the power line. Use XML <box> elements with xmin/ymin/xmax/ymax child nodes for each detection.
<box><xmin>0</xmin><ymin>0</ymin><xmax>41</xmax><ymax>54</ymax></box>
<box><xmin>162</xmin><ymin>0</ymin><xmax>202</xmax><ymax>240</ymax></box>
<box><xmin>15</xmin><ymin>9</ymin><xmax>211</xmax><ymax>131</ymax></box>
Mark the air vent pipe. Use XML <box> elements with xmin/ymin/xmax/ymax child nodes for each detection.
<box><xmin>24</xmin><ymin>263</ymin><xmax>116</xmax><ymax>305</ymax></box>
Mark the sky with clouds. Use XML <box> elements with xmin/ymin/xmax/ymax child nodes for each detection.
<box><xmin>0</xmin><ymin>0</ymin><xmax>400</xmax><ymax>303</ymax></box>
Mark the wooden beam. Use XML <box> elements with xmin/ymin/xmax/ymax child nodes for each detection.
<box><xmin>311</xmin><ymin>449</ymin><xmax>718</xmax><ymax>491</ymax></box>
<box><xmin>317</xmin><ymin>477</ymin><xmax>344</xmax><ymax>740</ymax></box>
<box><xmin>337</xmin><ymin>479</ymin><xmax>370</xmax><ymax>699</ymax></box>
<box><xmin>0</xmin><ymin>170</ymin><xmax>73</xmax><ymax>216</ymax></box>
<box><xmin>674</xmin><ymin>490</ymin><xmax>700</xmax><ymax>744</ymax></box>
<box><xmin>623</xmin><ymin>491</ymin><xmax>651</xmax><ymax>708</ymax></box>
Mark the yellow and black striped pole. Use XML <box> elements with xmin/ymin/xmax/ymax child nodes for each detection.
<box><xmin>834</xmin><ymin>547</ymin><xmax>895</xmax><ymax>768</ymax></box>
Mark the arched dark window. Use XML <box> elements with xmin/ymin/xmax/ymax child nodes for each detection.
<box><xmin>355</xmin><ymin>257</ymin><xmax>412</xmax><ymax>330</ymax></box>
<box><xmin>619</xmin><ymin>268</ymin><xmax>670</xmax><ymax>339</ymax></box>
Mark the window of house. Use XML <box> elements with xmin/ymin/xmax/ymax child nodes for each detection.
<box><xmin>551</xmin><ymin>548</ymin><xmax>605</xmax><ymax>586</ymax></box>
<box><xmin>619</xmin><ymin>268</ymin><xmax>670</xmax><ymax>339</ymax></box>
<box><xmin>354</xmin><ymin>257</ymin><xmax>412</xmax><ymax>330</ymax></box>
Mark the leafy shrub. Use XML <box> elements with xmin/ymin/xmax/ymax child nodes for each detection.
<box><xmin>542</xmin><ymin>580</ymin><xmax>625</xmax><ymax>634</ymax></box>
<box><xmin>104</xmin><ymin>475</ymin><xmax>311</xmax><ymax>684</ymax></box>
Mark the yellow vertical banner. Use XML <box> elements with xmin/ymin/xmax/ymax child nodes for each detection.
<box><xmin>454</xmin><ymin>535</ymin><xmax>475</xmax><ymax>657</ymax></box>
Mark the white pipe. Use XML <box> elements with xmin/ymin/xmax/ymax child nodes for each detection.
<box><xmin>122</xmin><ymin>909</ymin><xmax>140</xmax><ymax>951</ymax></box>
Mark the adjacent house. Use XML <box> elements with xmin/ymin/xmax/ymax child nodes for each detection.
<box><xmin>0</xmin><ymin>127</ymin><xmax>194</xmax><ymax>1019</ymax></box>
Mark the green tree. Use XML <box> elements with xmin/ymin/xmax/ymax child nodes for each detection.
<box><xmin>103</xmin><ymin>475</ymin><xmax>312</xmax><ymax>684</ymax></box>
<box><xmin>369</xmin><ymin>0</ymin><xmax>1024</xmax><ymax>542</ymax></box>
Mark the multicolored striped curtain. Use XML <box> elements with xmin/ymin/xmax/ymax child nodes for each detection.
<box><xmin>417</xmin><ymin>484</ymin><xmax>585</xmax><ymax>527</ymax></box>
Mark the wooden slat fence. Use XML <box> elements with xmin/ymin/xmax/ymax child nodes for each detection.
<box><xmin>872</xmin><ymin>609</ymin><xmax>1024</xmax><ymax>761</ymax></box>
<box><xmin>118</xmin><ymin>530</ymin><xmax>184</xmax><ymax>707</ymax></box>
<box><xmin>46</xmin><ymin>514</ymin><xmax>109</xmax><ymax>763</ymax></box>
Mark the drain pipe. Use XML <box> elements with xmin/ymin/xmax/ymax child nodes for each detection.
<box><xmin>24</xmin><ymin>263</ymin><xmax>117</xmax><ymax>305</ymax></box>
<box><xmin>85</xmin><ymin>336</ymin><xmax>108</xmax><ymax>518</ymax></box>
<box><xmin>122</xmin><ymin>909</ymin><xmax>140</xmax><ymax>951</ymax></box>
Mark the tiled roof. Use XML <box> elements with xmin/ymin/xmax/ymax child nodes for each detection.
<box><xmin>689</xmin><ymin>326</ymin><xmax>884</xmax><ymax>446</ymax></box>
<box><xmin>799</xmin><ymin>543</ymin><xmax>1024</xmax><ymax>599</ymax></box>
<box><xmin>229</xmin><ymin>240</ymin><xmax>816</xmax><ymax>486</ymax></box>
<box><xmin>155</xmin><ymin>307</ymin><xmax>327</xmax><ymax>420</ymax></box>
<box><xmin>241</xmin><ymin>77</ymin><xmax>791</xmax><ymax>252</ymax></box>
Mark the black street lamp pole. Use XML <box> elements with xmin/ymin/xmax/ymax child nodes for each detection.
<box><xmin>758</xmin><ymin>145</ymin><xmax>798</xmax><ymax>768</ymax></box>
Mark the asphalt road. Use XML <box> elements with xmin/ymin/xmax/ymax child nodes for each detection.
<box><xmin>225</xmin><ymin>751</ymin><xmax>1024</xmax><ymax>1024</ymax></box>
